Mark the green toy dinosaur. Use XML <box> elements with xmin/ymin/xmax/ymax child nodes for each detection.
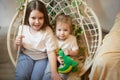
<box><xmin>58</xmin><ymin>49</ymin><xmax>79</xmax><ymax>74</ymax></box>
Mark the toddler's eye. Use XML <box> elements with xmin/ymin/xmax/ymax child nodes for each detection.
<box><xmin>64</xmin><ymin>29</ymin><xmax>68</xmax><ymax>31</ymax></box>
<box><xmin>58</xmin><ymin>29</ymin><xmax>61</xmax><ymax>31</ymax></box>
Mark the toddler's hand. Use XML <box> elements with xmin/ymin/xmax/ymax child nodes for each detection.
<box><xmin>57</xmin><ymin>56</ymin><xmax>64</xmax><ymax>64</ymax></box>
<box><xmin>64</xmin><ymin>49</ymin><xmax>72</xmax><ymax>56</ymax></box>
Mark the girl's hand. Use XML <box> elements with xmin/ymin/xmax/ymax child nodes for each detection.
<box><xmin>51</xmin><ymin>72</ymin><xmax>63</xmax><ymax>80</ymax></box>
<box><xmin>57</xmin><ymin>56</ymin><xmax>64</xmax><ymax>64</ymax></box>
<box><xmin>15</xmin><ymin>35</ymin><xmax>24</xmax><ymax>47</ymax></box>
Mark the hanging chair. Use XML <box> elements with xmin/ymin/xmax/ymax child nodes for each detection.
<box><xmin>7</xmin><ymin>0</ymin><xmax>102</xmax><ymax>79</ymax></box>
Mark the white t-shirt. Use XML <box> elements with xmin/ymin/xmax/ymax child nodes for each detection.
<box><xmin>56</xmin><ymin>35</ymin><xmax>78</xmax><ymax>50</ymax></box>
<box><xmin>18</xmin><ymin>25</ymin><xmax>57</xmax><ymax>60</ymax></box>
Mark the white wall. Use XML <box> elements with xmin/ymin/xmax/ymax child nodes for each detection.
<box><xmin>0</xmin><ymin>0</ymin><xmax>19</xmax><ymax>27</ymax></box>
<box><xmin>86</xmin><ymin>0</ymin><xmax>120</xmax><ymax>32</ymax></box>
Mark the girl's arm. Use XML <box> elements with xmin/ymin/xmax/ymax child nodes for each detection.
<box><xmin>14</xmin><ymin>35</ymin><xmax>24</xmax><ymax>50</ymax></box>
<box><xmin>47</xmin><ymin>50</ymin><xmax>62</xmax><ymax>80</ymax></box>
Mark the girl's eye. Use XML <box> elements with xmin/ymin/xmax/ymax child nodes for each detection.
<box><xmin>39</xmin><ymin>17</ymin><xmax>43</xmax><ymax>19</ymax></box>
<box><xmin>31</xmin><ymin>16</ymin><xmax>43</xmax><ymax>19</ymax></box>
<box><xmin>31</xmin><ymin>17</ymin><xmax>36</xmax><ymax>19</ymax></box>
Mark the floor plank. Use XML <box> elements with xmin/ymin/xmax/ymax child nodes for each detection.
<box><xmin>0</xmin><ymin>27</ymin><xmax>15</xmax><ymax>80</ymax></box>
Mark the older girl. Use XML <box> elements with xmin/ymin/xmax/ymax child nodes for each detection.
<box><xmin>14</xmin><ymin>0</ymin><xmax>61</xmax><ymax>80</ymax></box>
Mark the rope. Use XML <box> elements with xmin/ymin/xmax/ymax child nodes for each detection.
<box><xmin>15</xmin><ymin>0</ymin><xmax>28</xmax><ymax>67</ymax></box>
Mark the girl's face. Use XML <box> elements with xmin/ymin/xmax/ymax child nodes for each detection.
<box><xmin>29</xmin><ymin>10</ymin><xmax>44</xmax><ymax>31</ymax></box>
<box><xmin>56</xmin><ymin>22</ymin><xmax>71</xmax><ymax>41</ymax></box>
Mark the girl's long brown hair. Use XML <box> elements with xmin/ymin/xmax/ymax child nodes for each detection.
<box><xmin>24</xmin><ymin>0</ymin><xmax>51</xmax><ymax>30</ymax></box>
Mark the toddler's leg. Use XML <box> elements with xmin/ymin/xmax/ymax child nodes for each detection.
<box><xmin>60</xmin><ymin>73</ymin><xmax>68</xmax><ymax>80</ymax></box>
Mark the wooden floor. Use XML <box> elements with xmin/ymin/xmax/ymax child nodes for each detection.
<box><xmin>0</xmin><ymin>27</ymin><xmax>15</xmax><ymax>80</ymax></box>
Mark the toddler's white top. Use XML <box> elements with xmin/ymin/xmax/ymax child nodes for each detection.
<box><xmin>56</xmin><ymin>35</ymin><xmax>78</xmax><ymax>50</ymax></box>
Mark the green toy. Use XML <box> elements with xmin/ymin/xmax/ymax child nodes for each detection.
<box><xmin>58</xmin><ymin>49</ymin><xmax>79</xmax><ymax>74</ymax></box>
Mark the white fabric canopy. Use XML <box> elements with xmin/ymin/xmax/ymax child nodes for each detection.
<box><xmin>89</xmin><ymin>11</ymin><xmax>120</xmax><ymax>80</ymax></box>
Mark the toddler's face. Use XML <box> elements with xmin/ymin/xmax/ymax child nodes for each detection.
<box><xmin>56</xmin><ymin>22</ymin><xmax>71</xmax><ymax>41</ymax></box>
